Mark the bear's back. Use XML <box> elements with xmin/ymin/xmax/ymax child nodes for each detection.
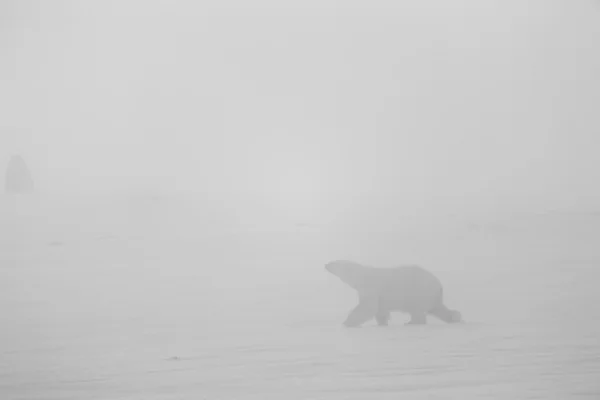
<box><xmin>376</xmin><ymin>264</ymin><xmax>440</xmax><ymax>285</ymax></box>
<box><xmin>373</xmin><ymin>265</ymin><xmax>443</xmax><ymax>311</ymax></box>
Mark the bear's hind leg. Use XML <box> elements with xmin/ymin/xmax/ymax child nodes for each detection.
<box><xmin>375</xmin><ymin>309</ymin><xmax>390</xmax><ymax>326</ymax></box>
<box><xmin>429</xmin><ymin>303</ymin><xmax>463</xmax><ymax>323</ymax></box>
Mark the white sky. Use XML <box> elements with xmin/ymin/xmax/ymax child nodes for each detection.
<box><xmin>1</xmin><ymin>0</ymin><xmax>599</xmax><ymax>219</ymax></box>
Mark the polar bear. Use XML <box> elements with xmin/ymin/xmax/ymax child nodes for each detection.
<box><xmin>325</xmin><ymin>260</ymin><xmax>463</xmax><ymax>327</ymax></box>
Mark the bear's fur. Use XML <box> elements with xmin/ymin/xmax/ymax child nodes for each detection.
<box><xmin>325</xmin><ymin>260</ymin><xmax>462</xmax><ymax>327</ymax></box>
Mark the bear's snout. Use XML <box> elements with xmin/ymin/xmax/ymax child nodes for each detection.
<box><xmin>325</xmin><ymin>263</ymin><xmax>339</xmax><ymax>274</ymax></box>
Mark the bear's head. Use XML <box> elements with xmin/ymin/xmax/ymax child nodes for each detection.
<box><xmin>325</xmin><ymin>260</ymin><xmax>372</xmax><ymax>289</ymax></box>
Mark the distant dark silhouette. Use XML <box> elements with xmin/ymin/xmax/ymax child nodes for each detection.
<box><xmin>5</xmin><ymin>154</ymin><xmax>34</xmax><ymax>194</ymax></box>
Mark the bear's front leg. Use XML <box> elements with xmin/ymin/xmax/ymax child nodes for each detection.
<box><xmin>343</xmin><ymin>296</ymin><xmax>378</xmax><ymax>327</ymax></box>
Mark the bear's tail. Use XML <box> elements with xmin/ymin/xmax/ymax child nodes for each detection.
<box><xmin>429</xmin><ymin>288</ymin><xmax>462</xmax><ymax>323</ymax></box>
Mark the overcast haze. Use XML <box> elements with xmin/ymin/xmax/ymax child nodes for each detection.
<box><xmin>2</xmin><ymin>0</ymin><xmax>599</xmax><ymax>219</ymax></box>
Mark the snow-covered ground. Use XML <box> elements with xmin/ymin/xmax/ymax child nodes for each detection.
<box><xmin>2</xmin><ymin>193</ymin><xmax>599</xmax><ymax>399</ymax></box>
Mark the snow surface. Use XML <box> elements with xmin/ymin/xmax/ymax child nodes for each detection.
<box><xmin>2</xmin><ymin>193</ymin><xmax>599</xmax><ymax>399</ymax></box>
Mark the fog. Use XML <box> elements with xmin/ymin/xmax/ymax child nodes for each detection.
<box><xmin>3</xmin><ymin>0</ymin><xmax>599</xmax><ymax>212</ymax></box>
<box><xmin>2</xmin><ymin>1</ymin><xmax>600</xmax><ymax>398</ymax></box>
